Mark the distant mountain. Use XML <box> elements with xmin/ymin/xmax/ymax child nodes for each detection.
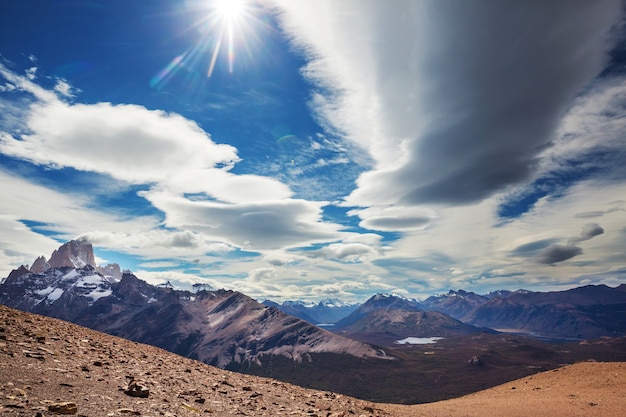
<box><xmin>0</xmin><ymin>244</ymin><xmax>391</xmax><ymax>368</ymax></box>
<box><xmin>464</xmin><ymin>285</ymin><xmax>626</xmax><ymax>339</ymax></box>
<box><xmin>420</xmin><ymin>289</ymin><xmax>490</xmax><ymax>321</ymax></box>
<box><xmin>334</xmin><ymin>293</ymin><xmax>422</xmax><ymax>329</ymax></box>
<box><xmin>262</xmin><ymin>298</ymin><xmax>358</xmax><ymax>325</ymax></box>
<box><xmin>334</xmin><ymin>308</ymin><xmax>484</xmax><ymax>346</ymax></box>
<box><xmin>420</xmin><ymin>285</ymin><xmax>626</xmax><ymax>339</ymax></box>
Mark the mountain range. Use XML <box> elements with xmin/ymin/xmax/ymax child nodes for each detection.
<box><xmin>0</xmin><ymin>240</ymin><xmax>388</xmax><ymax>369</ymax></box>
<box><xmin>2</xmin><ymin>240</ymin><xmax>626</xmax><ymax>403</ymax></box>
<box><xmin>271</xmin><ymin>288</ymin><xmax>626</xmax><ymax>341</ymax></box>
<box><xmin>420</xmin><ymin>286</ymin><xmax>626</xmax><ymax>339</ymax></box>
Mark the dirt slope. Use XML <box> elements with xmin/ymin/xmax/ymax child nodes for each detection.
<box><xmin>1</xmin><ymin>304</ymin><xmax>624</xmax><ymax>417</ymax></box>
<box><xmin>386</xmin><ymin>361</ymin><xmax>626</xmax><ymax>417</ymax></box>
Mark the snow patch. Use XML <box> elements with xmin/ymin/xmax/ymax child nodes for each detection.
<box><xmin>76</xmin><ymin>274</ymin><xmax>105</xmax><ymax>287</ymax></box>
<box><xmin>46</xmin><ymin>288</ymin><xmax>65</xmax><ymax>302</ymax></box>
<box><xmin>62</xmin><ymin>269</ymin><xmax>81</xmax><ymax>281</ymax></box>
<box><xmin>85</xmin><ymin>288</ymin><xmax>112</xmax><ymax>301</ymax></box>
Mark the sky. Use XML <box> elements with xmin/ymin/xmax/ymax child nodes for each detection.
<box><xmin>1</xmin><ymin>0</ymin><xmax>625</xmax><ymax>302</ymax></box>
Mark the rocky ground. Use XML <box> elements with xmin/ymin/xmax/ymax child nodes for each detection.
<box><xmin>1</xmin><ymin>304</ymin><xmax>625</xmax><ymax>417</ymax></box>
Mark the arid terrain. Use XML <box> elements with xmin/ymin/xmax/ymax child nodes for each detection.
<box><xmin>1</xmin><ymin>304</ymin><xmax>625</xmax><ymax>417</ymax></box>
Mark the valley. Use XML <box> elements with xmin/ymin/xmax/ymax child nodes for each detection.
<box><xmin>230</xmin><ymin>332</ymin><xmax>626</xmax><ymax>404</ymax></box>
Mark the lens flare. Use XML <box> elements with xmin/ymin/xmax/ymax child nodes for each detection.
<box><xmin>152</xmin><ymin>0</ymin><xmax>264</xmax><ymax>89</ymax></box>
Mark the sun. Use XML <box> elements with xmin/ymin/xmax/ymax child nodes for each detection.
<box><xmin>214</xmin><ymin>0</ymin><xmax>246</xmax><ymax>21</ymax></box>
<box><xmin>151</xmin><ymin>0</ymin><xmax>261</xmax><ymax>88</ymax></box>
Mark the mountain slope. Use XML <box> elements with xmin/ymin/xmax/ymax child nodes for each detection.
<box><xmin>0</xmin><ymin>266</ymin><xmax>390</xmax><ymax>368</ymax></box>
<box><xmin>334</xmin><ymin>309</ymin><xmax>484</xmax><ymax>346</ymax></box>
<box><xmin>0</xmin><ymin>303</ymin><xmax>393</xmax><ymax>417</ymax></box>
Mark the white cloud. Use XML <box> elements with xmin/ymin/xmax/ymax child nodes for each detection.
<box><xmin>140</xmin><ymin>189</ymin><xmax>344</xmax><ymax>250</ymax></box>
<box><xmin>53</xmin><ymin>79</ymin><xmax>76</xmax><ymax>98</ymax></box>
<box><xmin>79</xmin><ymin>229</ymin><xmax>235</xmax><ymax>260</ymax></box>
<box><xmin>248</xmin><ymin>267</ymin><xmax>278</xmax><ymax>282</ymax></box>
<box><xmin>308</xmin><ymin>242</ymin><xmax>379</xmax><ymax>263</ymax></box>
<box><xmin>134</xmin><ymin>269</ymin><xmax>222</xmax><ymax>290</ymax></box>
<box><xmin>162</xmin><ymin>168</ymin><xmax>293</xmax><ymax>203</ymax></box>
<box><xmin>348</xmin><ymin>205</ymin><xmax>436</xmax><ymax>232</ymax></box>
<box><xmin>544</xmin><ymin>78</ymin><xmax>626</xmax><ymax>178</ymax></box>
<box><xmin>138</xmin><ymin>261</ymin><xmax>182</xmax><ymax>269</ymax></box>
<box><xmin>0</xmin><ymin>214</ymin><xmax>60</xmax><ymax>273</ymax></box>
<box><xmin>0</xmin><ymin>100</ymin><xmax>239</xmax><ymax>183</ymax></box>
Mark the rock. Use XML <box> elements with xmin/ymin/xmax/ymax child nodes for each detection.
<box><xmin>48</xmin><ymin>401</ymin><xmax>78</xmax><ymax>414</ymax></box>
<box><xmin>96</xmin><ymin>263</ymin><xmax>122</xmax><ymax>281</ymax></box>
<box><xmin>124</xmin><ymin>379</ymin><xmax>150</xmax><ymax>398</ymax></box>
<box><xmin>48</xmin><ymin>239</ymin><xmax>95</xmax><ymax>269</ymax></box>
<box><xmin>30</xmin><ymin>256</ymin><xmax>50</xmax><ymax>273</ymax></box>
<box><xmin>116</xmin><ymin>408</ymin><xmax>141</xmax><ymax>415</ymax></box>
<box><xmin>23</xmin><ymin>349</ymin><xmax>45</xmax><ymax>361</ymax></box>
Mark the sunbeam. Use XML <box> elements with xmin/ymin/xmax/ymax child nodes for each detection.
<box><xmin>206</xmin><ymin>0</ymin><xmax>252</xmax><ymax>76</ymax></box>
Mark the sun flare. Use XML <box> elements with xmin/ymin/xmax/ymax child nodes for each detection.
<box><xmin>151</xmin><ymin>0</ymin><xmax>258</xmax><ymax>87</ymax></box>
<box><xmin>214</xmin><ymin>0</ymin><xmax>246</xmax><ymax>21</ymax></box>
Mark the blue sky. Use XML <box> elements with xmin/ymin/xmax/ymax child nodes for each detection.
<box><xmin>1</xmin><ymin>0</ymin><xmax>625</xmax><ymax>301</ymax></box>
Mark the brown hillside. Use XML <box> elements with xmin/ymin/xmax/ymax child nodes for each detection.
<box><xmin>1</xmin><ymin>304</ymin><xmax>624</xmax><ymax>417</ymax></box>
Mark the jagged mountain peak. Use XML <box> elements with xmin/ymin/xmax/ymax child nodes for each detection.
<box><xmin>17</xmin><ymin>239</ymin><xmax>122</xmax><ymax>281</ymax></box>
<box><xmin>48</xmin><ymin>238</ymin><xmax>96</xmax><ymax>269</ymax></box>
<box><xmin>30</xmin><ymin>255</ymin><xmax>50</xmax><ymax>273</ymax></box>
<box><xmin>371</xmin><ymin>292</ymin><xmax>408</xmax><ymax>301</ymax></box>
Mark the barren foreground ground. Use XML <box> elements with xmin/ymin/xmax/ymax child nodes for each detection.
<box><xmin>1</xmin><ymin>304</ymin><xmax>624</xmax><ymax>417</ymax></box>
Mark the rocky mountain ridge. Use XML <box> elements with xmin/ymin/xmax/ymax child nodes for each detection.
<box><xmin>0</xmin><ymin>261</ymin><xmax>389</xmax><ymax>369</ymax></box>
